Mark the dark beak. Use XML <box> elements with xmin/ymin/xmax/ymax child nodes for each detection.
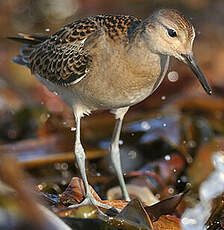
<box><xmin>181</xmin><ymin>53</ymin><xmax>212</xmax><ymax>95</ymax></box>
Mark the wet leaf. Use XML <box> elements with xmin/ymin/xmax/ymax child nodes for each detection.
<box><xmin>60</xmin><ymin>177</ymin><xmax>102</xmax><ymax>205</ymax></box>
<box><xmin>153</xmin><ymin>215</ymin><xmax>181</xmax><ymax>230</ymax></box>
<box><xmin>61</xmin><ymin>217</ymin><xmax>115</xmax><ymax>230</ymax></box>
<box><xmin>100</xmin><ymin>199</ymin><xmax>153</xmax><ymax>230</ymax></box>
<box><xmin>58</xmin><ymin>205</ymin><xmax>98</xmax><ymax>218</ymax></box>
<box><xmin>59</xmin><ymin>177</ymin><xmax>186</xmax><ymax>230</ymax></box>
<box><xmin>145</xmin><ymin>191</ymin><xmax>188</xmax><ymax>222</ymax></box>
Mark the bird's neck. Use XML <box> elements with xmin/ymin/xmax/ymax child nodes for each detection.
<box><xmin>127</xmin><ymin>18</ymin><xmax>157</xmax><ymax>53</ymax></box>
<box><xmin>125</xmin><ymin>26</ymin><xmax>169</xmax><ymax>87</ymax></box>
<box><xmin>126</xmin><ymin>21</ymin><xmax>161</xmax><ymax>72</ymax></box>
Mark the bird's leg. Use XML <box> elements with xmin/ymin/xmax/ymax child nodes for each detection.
<box><xmin>110</xmin><ymin>107</ymin><xmax>130</xmax><ymax>201</ymax></box>
<box><xmin>70</xmin><ymin>113</ymin><xmax>114</xmax><ymax>210</ymax></box>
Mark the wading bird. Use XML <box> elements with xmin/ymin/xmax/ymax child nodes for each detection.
<box><xmin>9</xmin><ymin>8</ymin><xmax>212</xmax><ymax>208</ymax></box>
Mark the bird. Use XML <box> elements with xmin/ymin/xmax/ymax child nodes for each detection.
<box><xmin>9</xmin><ymin>8</ymin><xmax>212</xmax><ymax>208</ymax></box>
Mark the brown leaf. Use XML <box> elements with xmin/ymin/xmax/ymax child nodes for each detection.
<box><xmin>153</xmin><ymin>215</ymin><xmax>181</xmax><ymax>230</ymax></box>
<box><xmin>100</xmin><ymin>199</ymin><xmax>153</xmax><ymax>230</ymax></box>
<box><xmin>60</xmin><ymin>177</ymin><xmax>128</xmax><ymax>210</ymax></box>
<box><xmin>145</xmin><ymin>191</ymin><xmax>188</xmax><ymax>222</ymax></box>
<box><xmin>100</xmin><ymin>199</ymin><xmax>128</xmax><ymax>210</ymax></box>
<box><xmin>59</xmin><ymin>177</ymin><xmax>186</xmax><ymax>230</ymax></box>
<box><xmin>60</xmin><ymin>177</ymin><xmax>102</xmax><ymax>204</ymax></box>
<box><xmin>61</xmin><ymin>177</ymin><xmax>187</xmax><ymax>215</ymax></box>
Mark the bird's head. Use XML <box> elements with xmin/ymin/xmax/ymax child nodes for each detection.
<box><xmin>142</xmin><ymin>9</ymin><xmax>212</xmax><ymax>95</ymax></box>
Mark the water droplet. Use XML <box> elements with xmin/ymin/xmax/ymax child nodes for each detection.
<box><xmin>164</xmin><ymin>154</ymin><xmax>171</xmax><ymax>161</ymax></box>
<box><xmin>61</xmin><ymin>163</ymin><xmax>68</xmax><ymax>170</ymax></box>
<box><xmin>168</xmin><ymin>71</ymin><xmax>179</xmax><ymax>82</ymax></box>
<box><xmin>38</xmin><ymin>184</ymin><xmax>44</xmax><ymax>190</ymax></box>
<box><xmin>161</xmin><ymin>96</ymin><xmax>166</xmax><ymax>100</ymax></box>
<box><xmin>187</xmin><ymin>140</ymin><xmax>197</xmax><ymax>148</ymax></box>
<box><xmin>141</xmin><ymin>121</ymin><xmax>151</xmax><ymax>130</ymax></box>
<box><xmin>119</xmin><ymin>140</ymin><xmax>123</xmax><ymax>145</ymax></box>
<box><xmin>128</xmin><ymin>150</ymin><xmax>137</xmax><ymax>159</ymax></box>
<box><xmin>168</xmin><ymin>187</ymin><xmax>174</xmax><ymax>194</ymax></box>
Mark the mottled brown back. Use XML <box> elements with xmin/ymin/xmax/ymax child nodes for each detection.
<box><xmin>20</xmin><ymin>15</ymin><xmax>141</xmax><ymax>86</ymax></box>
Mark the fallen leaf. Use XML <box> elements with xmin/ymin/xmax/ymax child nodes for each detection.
<box><xmin>60</xmin><ymin>176</ymin><xmax>187</xmax><ymax>228</ymax></box>
<box><xmin>60</xmin><ymin>177</ymin><xmax>102</xmax><ymax>204</ymax></box>
<box><xmin>153</xmin><ymin>215</ymin><xmax>181</xmax><ymax>230</ymax></box>
<box><xmin>99</xmin><ymin>199</ymin><xmax>153</xmax><ymax>230</ymax></box>
<box><xmin>145</xmin><ymin>191</ymin><xmax>188</xmax><ymax>222</ymax></box>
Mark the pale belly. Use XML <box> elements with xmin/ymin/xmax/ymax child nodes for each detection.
<box><xmin>72</xmin><ymin>77</ymin><xmax>156</xmax><ymax>110</ymax></box>
<box><xmin>35</xmin><ymin>55</ymin><xmax>169</xmax><ymax>114</ymax></box>
<box><xmin>69</xmin><ymin>55</ymin><xmax>170</xmax><ymax>110</ymax></box>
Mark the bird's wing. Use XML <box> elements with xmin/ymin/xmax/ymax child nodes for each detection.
<box><xmin>29</xmin><ymin>18</ymin><xmax>103</xmax><ymax>86</ymax></box>
<box><xmin>11</xmin><ymin>15</ymin><xmax>141</xmax><ymax>87</ymax></box>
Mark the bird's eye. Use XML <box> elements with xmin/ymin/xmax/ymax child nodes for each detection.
<box><xmin>167</xmin><ymin>28</ymin><xmax>177</xmax><ymax>37</ymax></box>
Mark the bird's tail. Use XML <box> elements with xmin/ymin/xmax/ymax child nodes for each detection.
<box><xmin>8</xmin><ymin>33</ymin><xmax>49</xmax><ymax>67</ymax></box>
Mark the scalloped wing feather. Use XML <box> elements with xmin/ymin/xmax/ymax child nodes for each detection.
<box><xmin>11</xmin><ymin>15</ymin><xmax>141</xmax><ymax>87</ymax></box>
